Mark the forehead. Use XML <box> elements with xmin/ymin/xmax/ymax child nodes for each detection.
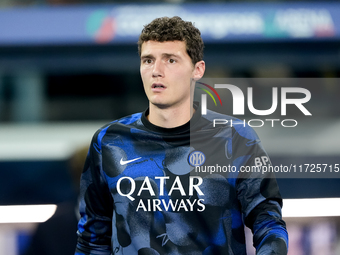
<box><xmin>140</xmin><ymin>40</ymin><xmax>188</xmax><ymax>56</ymax></box>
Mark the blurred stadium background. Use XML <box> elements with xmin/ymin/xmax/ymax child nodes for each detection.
<box><xmin>0</xmin><ymin>0</ymin><xmax>340</xmax><ymax>254</ymax></box>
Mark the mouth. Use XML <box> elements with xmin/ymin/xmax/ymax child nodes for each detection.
<box><xmin>152</xmin><ymin>83</ymin><xmax>166</xmax><ymax>89</ymax></box>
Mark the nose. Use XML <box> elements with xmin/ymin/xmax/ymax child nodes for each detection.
<box><xmin>152</xmin><ymin>60</ymin><xmax>164</xmax><ymax>78</ymax></box>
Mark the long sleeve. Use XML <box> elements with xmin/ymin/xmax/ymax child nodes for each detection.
<box><xmin>247</xmin><ymin>197</ymin><xmax>288</xmax><ymax>255</ymax></box>
<box><xmin>237</xmin><ymin>176</ymin><xmax>288</xmax><ymax>254</ymax></box>
<box><xmin>75</xmin><ymin>128</ymin><xmax>114</xmax><ymax>255</ymax></box>
<box><xmin>233</xmin><ymin>123</ymin><xmax>289</xmax><ymax>254</ymax></box>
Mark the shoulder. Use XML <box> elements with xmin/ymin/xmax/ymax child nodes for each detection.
<box><xmin>91</xmin><ymin>112</ymin><xmax>143</xmax><ymax>148</ymax></box>
<box><xmin>201</xmin><ymin>109</ymin><xmax>260</xmax><ymax>141</ymax></box>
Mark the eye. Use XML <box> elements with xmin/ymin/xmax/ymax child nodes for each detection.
<box><xmin>143</xmin><ymin>59</ymin><xmax>153</xmax><ymax>64</ymax></box>
<box><xmin>168</xmin><ymin>58</ymin><xmax>176</xmax><ymax>64</ymax></box>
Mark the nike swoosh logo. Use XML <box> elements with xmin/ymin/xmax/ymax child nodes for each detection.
<box><xmin>120</xmin><ymin>157</ymin><xmax>142</xmax><ymax>165</ymax></box>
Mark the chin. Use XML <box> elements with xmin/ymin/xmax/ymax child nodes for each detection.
<box><xmin>149</xmin><ymin>96</ymin><xmax>169</xmax><ymax>107</ymax></box>
<box><xmin>151</xmin><ymin>101</ymin><xmax>171</xmax><ymax>109</ymax></box>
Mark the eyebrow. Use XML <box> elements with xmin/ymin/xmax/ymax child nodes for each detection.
<box><xmin>162</xmin><ymin>53</ymin><xmax>180</xmax><ymax>59</ymax></box>
<box><xmin>140</xmin><ymin>54</ymin><xmax>154</xmax><ymax>60</ymax></box>
<box><xmin>140</xmin><ymin>53</ymin><xmax>181</xmax><ymax>59</ymax></box>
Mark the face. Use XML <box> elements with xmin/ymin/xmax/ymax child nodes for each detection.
<box><xmin>140</xmin><ymin>40</ymin><xmax>205</xmax><ymax>110</ymax></box>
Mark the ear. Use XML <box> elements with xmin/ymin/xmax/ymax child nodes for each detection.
<box><xmin>192</xmin><ymin>60</ymin><xmax>205</xmax><ymax>81</ymax></box>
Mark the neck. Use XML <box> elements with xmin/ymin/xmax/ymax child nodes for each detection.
<box><xmin>148</xmin><ymin>101</ymin><xmax>194</xmax><ymax>128</ymax></box>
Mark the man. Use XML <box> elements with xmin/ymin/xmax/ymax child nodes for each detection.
<box><xmin>75</xmin><ymin>16</ymin><xmax>288</xmax><ymax>255</ymax></box>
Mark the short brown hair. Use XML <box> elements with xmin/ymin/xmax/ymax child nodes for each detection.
<box><xmin>138</xmin><ymin>16</ymin><xmax>204</xmax><ymax>65</ymax></box>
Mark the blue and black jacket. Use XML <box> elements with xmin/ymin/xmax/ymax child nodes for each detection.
<box><xmin>76</xmin><ymin>103</ymin><xmax>288</xmax><ymax>255</ymax></box>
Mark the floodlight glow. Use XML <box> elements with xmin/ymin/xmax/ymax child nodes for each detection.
<box><xmin>0</xmin><ymin>198</ymin><xmax>339</xmax><ymax>223</ymax></box>
<box><xmin>282</xmin><ymin>198</ymin><xmax>340</xmax><ymax>218</ymax></box>
<box><xmin>0</xmin><ymin>204</ymin><xmax>57</xmax><ymax>223</ymax></box>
